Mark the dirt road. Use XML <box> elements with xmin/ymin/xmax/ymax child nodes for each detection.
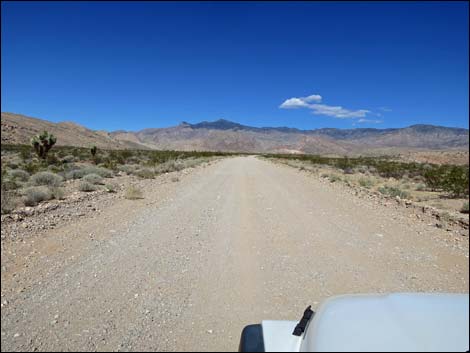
<box><xmin>1</xmin><ymin>156</ymin><xmax>468</xmax><ymax>351</ymax></box>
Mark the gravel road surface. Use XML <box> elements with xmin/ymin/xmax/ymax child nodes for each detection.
<box><xmin>1</xmin><ymin>156</ymin><xmax>468</xmax><ymax>351</ymax></box>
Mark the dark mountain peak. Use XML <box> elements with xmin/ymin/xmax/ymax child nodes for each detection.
<box><xmin>189</xmin><ymin>119</ymin><xmax>247</xmax><ymax>130</ymax></box>
<box><xmin>406</xmin><ymin>124</ymin><xmax>468</xmax><ymax>134</ymax></box>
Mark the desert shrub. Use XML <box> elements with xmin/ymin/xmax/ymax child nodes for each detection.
<box><xmin>155</xmin><ymin>160</ymin><xmax>184</xmax><ymax>173</ymax></box>
<box><xmin>171</xmin><ymin>176</ymin><xmax>180</xmax><ymax>182</ymax></box>
<box><xmin>105</xmin><ymin>184</ymin><xmax>116</xmax><ymax>193</ymax></box>
<box><xmin>441</xmin><ymin>166</ymin><xmax>469</xmax><ymax>197</ymax></box>
<box><xmin>8</xmin><ymin>169</ymin><xmax>30</xmax><ymax>182</ymax></box>
<box><xmin>117</xmin><ymin>164</ymin><xmax>137</xmax><ymax>175</ymax></box>
<box><xmin>82</xmin><ymin>173</ymin><xmax>104</xmax><ymax>185</ymax></box>
<box><xmin>378</xmin><ymin>186</ymin><xmax>410</xmax><ymax>199</ymax></box>
<box><xmin>78</xmin><ymin>181</ymin><xmax>96</xmax><ymax>192</ymax></box>
<box><xmin>61</xmin><ymin>155</ymin><xmax>76</xmax><ymax>163</ymax></box>
<box><xmin>23</xmin><ymin>186</ymin><xmax>53</xmax><ymax>206</ymax></box>
<box><xmin>124</xmin><ymin>185</ymin><xmax>143</xmax><ymax>199</ymax></box>
<box><xmin>320</xmin><ymin>173</ymin><xmax>329</xmax><ymax>178</ymax></box>
<box><xmin>23</xmin><ymin>161</ymin><xmax>42</xmax><ymax>175</ymax></box>
<box><xmin>358</xmin><ymin>177</ymin><xmax>374</xmax><ymax>188</ymax></box>
<box><xmin>135</xmin><ymin>168</ymin><xmax>155</xmax><ymax>179</ymax></box>
<box><xmin>1</xmin><ymin>187</ymin><xmax>18</xmax><ymax>214</ymax></box>
<box><xmin>461</xmin><ymin>202</ymin><xmax>469</xmax><ymax>214</ymax></box>
<box><xmin>67</xmin><ymin>166</ymin><xmax>113</xmax><ymax>179</ymax></box>
<box><xmin>31</xmin><ymin>171</ymin><xmax>63</xmax><ymax>187</ymax></box>
<box><xmin>415</xmin><ymin>183</ymin><xmax>426</xmax><ymax>191</ymax></box>
<box><xmin>50</xmin><ymin>187</ymin><xmax>65</xmax><ymax>200</ymax></box>
<box><xmin>328</xmin><ymin>174</ymin><xmax>341</xmax><ymax>183</ymax></box>
<box><xmin>1</xmin><ymin>177</ymin><xmax>21</xmax><ymax>190</ymax></box>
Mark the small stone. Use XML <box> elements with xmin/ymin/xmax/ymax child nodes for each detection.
<box><xmin>14</xmin><ymin>333</ymin><xmax>20</xmax><ymax>338</ymax></box>
<box><xmin>207</xmin><ymin>329</ymin><xmax>213</xmax><ymax>334</ymax></box>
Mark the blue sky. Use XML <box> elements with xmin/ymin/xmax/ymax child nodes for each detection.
<box><xmin>1</xmin><ymin>1</ymin><xmax>468</xmax><ymax>131</ymax></box>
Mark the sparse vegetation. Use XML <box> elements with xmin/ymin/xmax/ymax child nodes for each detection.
<box><xmin>264</xmin><ymin>153</ymin><xmax>469</xmax><ymax>199</ymax></box>
<box><xmin>124</xmin><ymin>185</ymin><xmax>143</xmax><ymax>199</ymax></box>
<box><xmin>1</xmin><ymin>143</ymin><xmax>229</xmax><ymax>213</ymax></box>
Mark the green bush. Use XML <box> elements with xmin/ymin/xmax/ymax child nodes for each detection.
<box><xmin>31</xmin><ymin>172</ymin><xmax>63</xmax><ymax>187</ymax></box>
<box><xmin>23</xmin><ymin>186</ymin><xmax>53</xmax><ymax>206</ymax></box>
<box><xmin>441</xmin><ymin>166</ymin><xmax>469</xmax><ymax>197</ymax></box>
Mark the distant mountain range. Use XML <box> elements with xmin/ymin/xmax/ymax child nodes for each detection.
<box><xmin>1</xmin><ymin>113</ymin><xmax>469</xmax><ymax>156</ymax></box>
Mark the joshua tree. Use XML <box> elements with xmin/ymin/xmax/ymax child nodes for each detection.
<box><xmin>30</xmin><ymin>131</ymin><xmax>57</xmax><ymax>159</ymax></box>
<box><xmin>90</xmin><ymin>145</ymin><xmax>97</xmax><ymax>158</ymax></box>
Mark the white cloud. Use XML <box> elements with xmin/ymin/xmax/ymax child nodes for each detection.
<box><xmin>303</xmin><ymin>94</ymin><xmax>322</xmax><ymax>103</ymax></box>
<box><xmin>279</xmin><ymin>94</ymin><xmax>322</xmax><ymax>109</ymax></box>
<box><xmin>357</xmin><ymin>118</ymin><xmax>383</xmax><ymax>124</ymax></box>
<box><xmin>279</xmin><ymin>98</ymin><xmax>311</xmax><ymax>109</ymax></box>
<box><xmin>280</xmin><ymin>94</ymin><xmax>371</xmax><ymax>119</ymax></box>
<box><xmin>310</xmin><ymin>104</ymin><xmax>370</xmax><ymax>118</ymax></box>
